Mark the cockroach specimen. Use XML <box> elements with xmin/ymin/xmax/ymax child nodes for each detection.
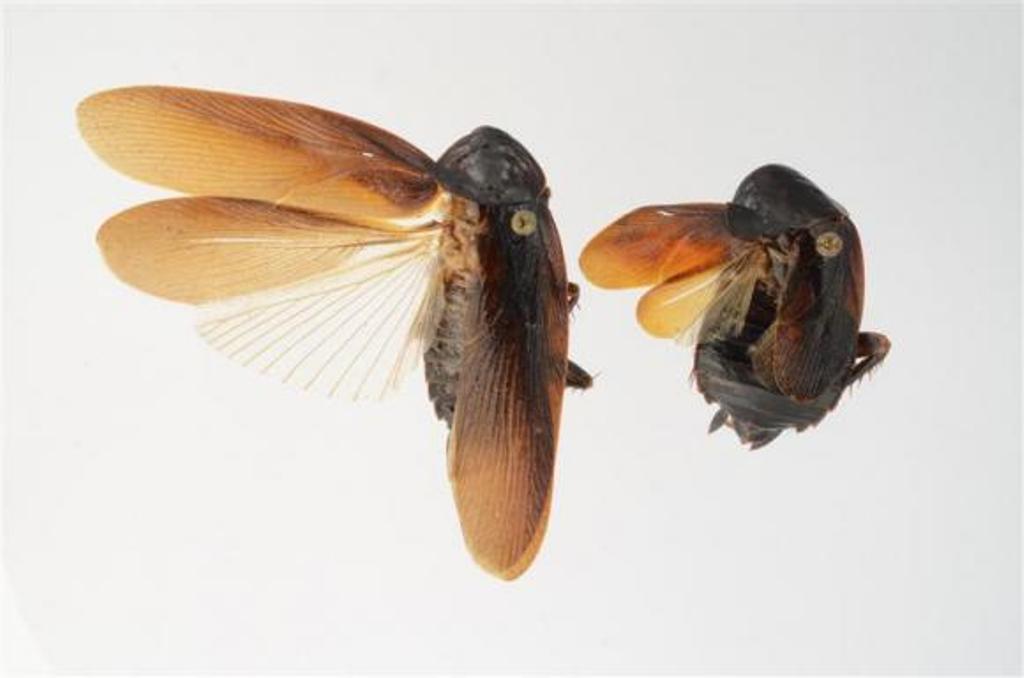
<box><xmin>580</xmin><ymin>165</ymin><xmax>888</xmax><ymax>448</ymax></box>
<box><xmin>78</xmin><ymin>86</ymin><xmax>592</xmax><ymax>580</ymax></box>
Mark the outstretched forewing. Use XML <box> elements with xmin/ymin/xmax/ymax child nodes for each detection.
<box><xmin>582</xmin><ymin>203</ymin><xmax>763</xmax><ymax>342</ymax></box>
<box><xmin>99</xmin><ymin>197</ymin><xmax>444</xmax><ymax>399</ymax></box>
<box><xmin>78</xmin><ymin>86</ymin><xmax>445</xmax><ymax>225</ymax></box>
<box><xmin>579</xmin><ymin>203</ymin><xmax>738</xmax><ymax>289</ymax></box>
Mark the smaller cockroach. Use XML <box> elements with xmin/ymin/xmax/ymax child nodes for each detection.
<box><xmin>580</xmin><ymin>165</ymin><xmax>889</xmax><ymax>448</ymax></box>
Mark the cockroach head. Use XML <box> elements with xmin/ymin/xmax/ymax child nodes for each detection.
<box><xmin>733</xmin><ymin>164</ymin><xmax>848</xmax><ymax>228</ymax></box>
<box><xmin>437</xmin><ymin>126</ymin><xmax>547</xmax><ymax>206</ymax></box>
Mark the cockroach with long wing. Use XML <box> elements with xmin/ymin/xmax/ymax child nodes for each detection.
<box><xmin>78</xmin><ymin>86</ymin><xmax>592</xmax><ymax>580</ymax></box>
<box><xmin>581</xmin><ymin>165</ymin><xmax>889</xmax><ymax>448</ymax></box>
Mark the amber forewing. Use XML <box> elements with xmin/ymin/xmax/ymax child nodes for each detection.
<box><xmin>579</xmin><ymin>203</ymin><xmax>736</xmax><ymax>289</ymax></box>
<box><xmin>78</xmin><ymin>86</ymin><xmax>444</xmax><ymax>225</ymax></box>
<box><xmin>447</xmin><ymin>227</ymin><xmax>570</xmax><ymax>580</ymax></box>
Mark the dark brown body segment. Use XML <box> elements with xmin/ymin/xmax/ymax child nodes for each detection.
<box><xmin>423</xmin><ymin>127</ymin><xmax>590</xmax><ymax>578</ymax></box>
<box><xmin>695</xmin><ymin>165</ymin><xmax>889</xmax><ymax>448</ymax></box>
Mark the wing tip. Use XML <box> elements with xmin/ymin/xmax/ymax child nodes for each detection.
<box><xmin>634</xmin><ymin>300</ymin><xmax>679</xmax><ymax>339</ymax></box>
<box><xmin>578</xmin><ymin>206</ymin><xmax>649</xmax><ymax>289</ymax></box>
<box><xmin>76</xmin><ymin>86</ymin><xmax>130</xmax><ymax>123</ymax></box>
<box><xmin>76</xmin><ymin>87</ymin><xmax>136</xmax><ymax>152</ymax></box>
<box><xmin>451</xmin><ymin>476</ymin><xmax>554</xmax><ymax>582</ymax></box>
<box><xmin>75</xmin><ymin>92</ymin><xmax>102</xmax><ymax>139</ymax></box>
<box><xmin>480</xmin><ymin>556</ymin><xmax>535</xmax><ymax>582</ymax></box>
<box><xmin>579</xmin><ymin>204</ymin><xmax>666</xmax><ymax>289</ymax></box>
<box><xmin>462</xmin><ymin>523</ymin><xmax>548</xmax><ymax>582</ymax></box>
<box><xmin>94</xmin><ymin>211</ymin><xmax>121</xmax><ymax>270</ymax></box>
<box><xmin>578</xmin><ymin>233</ymin><xmax>638</xmax><ymax>290</ymax></box>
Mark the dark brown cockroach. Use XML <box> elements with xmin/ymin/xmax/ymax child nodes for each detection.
<box><xmin>580</xmin><ymin>165</ymin><xmax>888</xmax><ymax>448</ymax></box>
<box><xmin>78</xmin><ymin>86</ymin><xmax>592</xmax><ymax>580</ymax></box>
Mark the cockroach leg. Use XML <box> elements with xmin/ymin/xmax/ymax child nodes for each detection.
<box><xmin>843</xmin><ymin>332</ymin><xmax>890</xmax><ymax>389</ymax></box>
<box><xmin>565</xmin><ymin>282</ymin><xmax>592</xmax><ymax>390</ymax></box>
<box><xmin>566</xmin><ymin>359</ymin><xmax>593</xmax><ymax>390</ymax></box>
<box><xmin>567</xmin><ymin>281</ymin><xmax>580</xmax><ymax>313</ymax></box>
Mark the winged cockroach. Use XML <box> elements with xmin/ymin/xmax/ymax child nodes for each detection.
<box><xmin>580</xmin><ymin>165</ymin><xmax>888</xmax><ymax>448</ymax></box>
<box><xmin>78</xmin><ymin>86</ymin><xmax>592</xmax><ymax>580</ymax></box>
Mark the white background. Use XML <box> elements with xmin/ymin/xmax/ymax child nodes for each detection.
<box><xmin>3</xmin><ymin>4</ymin><xmax>1020</xmax><ymax>674</ymax></box>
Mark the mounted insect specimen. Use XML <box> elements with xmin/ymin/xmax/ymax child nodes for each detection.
<box><xmin>580</xmin><ymin>165</ymin><xmax>888</xmax><ymax>448</ymax></box>
<box><xmin>78</xmin><ymin>86</ymin><xmax>592</xmax><ymax>580</ymax></box>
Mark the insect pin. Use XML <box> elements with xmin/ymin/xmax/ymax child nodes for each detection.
<box><xmin>78</xmin><ymin>86</ymin><xmax>592</xmax><ymax>579</ymax></box>
<box><xmin>580</xmin><ymin>164</ymin><xmax>889</xmax><ymax>448</ymax></box>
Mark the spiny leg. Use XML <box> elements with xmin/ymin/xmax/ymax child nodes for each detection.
<box><xmin>567</xmin><ymin>282</ymin><xmax>580</xmax><ymax>313</ymax></box>
<box><xmin>565</xmin><ymin>281</ymin><xmax>593</xmax><ymax>390</ymax></box>
<box><xmin>567</xmin><ymin>360</ymin><xmax>593</xmax><ymax>390</ymax></box>
<box><xmin>843</xmin><ymin>331</ymin><xmax>890</xmax><ymax>389</ymax></box>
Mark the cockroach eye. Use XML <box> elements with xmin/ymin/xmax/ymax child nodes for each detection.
<box><xmin>815</xmin><ymin>231</ymin><xmax>843</xmax><ymax>258</ymax></box>
<box><xmin>510</xmin><ymin>209</ymin><xmax>538</xmax><ymax>236</ymax></box>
